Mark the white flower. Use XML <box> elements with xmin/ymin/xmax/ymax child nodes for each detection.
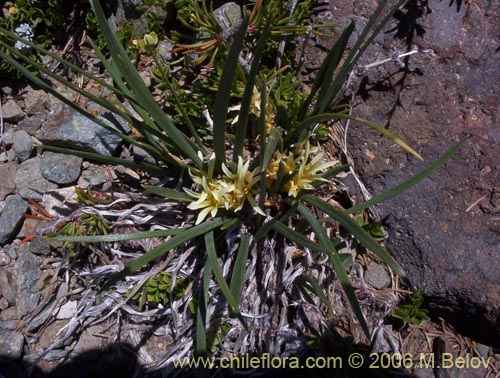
<box><xmin>14</xmin><ymin>23</ymin><xmax>34</xmax><ymax>53</ymax></box>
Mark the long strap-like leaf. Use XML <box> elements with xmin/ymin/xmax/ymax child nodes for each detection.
<box><xmin>213</xmin><ymin>16</ymin><xmax>250</xmax><ymax>169</ymax></box>
<box><xmin>301</xmin><ymin>195</ymin><xmax>413</xmax><ymax>290</ymax></box>
<box><xmin>100</xmin><ymin>219</ymin><xmax>229</xmax><ymax>291</ymax></box>
<box><xmin>345</xmin><ymin>138</ymin><xmax>467</xmax><ymax>214</ymax></box>
<box><xmin>297</xmin><ymin>204</ymin><xmax>371</xmax><ymax>339</ymax></box>
<box><xmin>89</xmin><ymin>0</ymin><xmax>202</xmax><ymax>167</ymax></box>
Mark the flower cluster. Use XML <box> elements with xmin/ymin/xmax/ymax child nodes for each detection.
<box><xmin>269</xmin><ymin>140</ymin><xmax>338</xmax><ymax>198</ymax></box>
<box><xmin>185</xmin><ymin>155</ymin><xmax>264</xmax><ymax>224</ymax></box>
<box><xmin>230</xmin><ymin>86</ymin><xmax>276</xmax><ymax>134</ymax></box>
<box><xmin>14</xmin><ymin>23</ymin><xmax>34</xmax><ymax>53</ymax></box>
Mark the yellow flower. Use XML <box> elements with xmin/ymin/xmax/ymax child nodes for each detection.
<box><xmin>281</xmin><ymin>141</ymin><xmax>338</xmax><ymax>198</ymax></box>
<box><xmin>185</xmin><ymin>176</ymin><xmax>231</xmax><ymax>225</ymax></box>
<box><xmin>184</xmin><ymin>155</ymin><xmax>264</xmax><ymax>224</ymax></box>
<box><xmin>9</xmin><ymin>6</ymin><xmax>17</xmax><ymax>15</ymax></box>
<box><xmin>222</xmin><ymin>157</ymin><xmax>264</xmax><ymax>216</ymax></box>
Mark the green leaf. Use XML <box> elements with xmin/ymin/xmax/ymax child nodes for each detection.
<box><xmin>196</xmin><ymin>259</ymin><xmax>211</xmax><ymax>357</ymax></box>
<box><xmin>298</xmin><ymin>21</ymin><xmax>355</xmax><ymax>122</ymax></box>
<box><xmin>296</xmin><ymin>203</ymin><xmax>370</xmax><ymax>339</ymax></box>
<box><xmin>233</xmin><ymin>18</ymin><xmax>272</xmax><ymax>161</ymax></box>
<box><xmin>143</xmin><ymin>185</ymin><xmax>192</xmax><ymax>202</ymax></box>
<box><xmin>40</xmin><ymin>145</ymin><xmax>168</xmax><ymax>177</ymax></box>
<box><xmin>229</xmin><ymin>233</ymin><xmax>250</xmax><ymax>303</ymax></box>
<box><xmin>299</xmin><ymin>113</ymin><xmax>423</xmax><ymax>160</ymax></box>
<box><xmin>89</xmin><ymin>0</ymin><xmax>202</xmax><ymax>167</ymax></box>
<box><xmin>294</xmin><ymin>274</ymin><xmax>332</xmax><ymax>309</ymax></box>
<box><xmin>301</xmin><ymin>195</ymin><xmax>413</xmax><ymax>290</ymax></box>
<box><xmin>204</xmin><ymin>232</ymin><xmax>242</xmax><ymax>317</ymax></box>
<box><xmin>213</xmin><ymin>16</ymin><xmax>250</xmax><ymax>169</ymax></box>
<box><xmin>345</xmin><ymin>138</ymin><xmax>467</xmax><ymax>215</ymax></box>
<box><xmin>100</xmin><ymin>219</ymin><xmax>228</xmax><ymax>291</ymax></box>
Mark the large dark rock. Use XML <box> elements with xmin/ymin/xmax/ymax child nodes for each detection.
<box><xmin>325</xmin><ymin>0</ymin><xmax>500</xmax><ymax>346</ymax></box>
<box><xmin>37</xmin><ymin>106</ymin><xmax>123</xmax><ymax>157</ymax></box>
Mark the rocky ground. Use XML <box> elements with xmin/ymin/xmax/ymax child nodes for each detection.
<box><xmin>1</xmin><ymin>0</ymin><xmax>500</xmax><ymax>377</ymax></box>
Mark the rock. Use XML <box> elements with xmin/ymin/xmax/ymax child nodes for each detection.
<box><xmin>0</xmin><ymin>269</ymin><xmax>17</xmax><ymax>305</ymax></box>
<box><xmin>38</xmin><ymin>106</ymin><xmax>123</xmax><ymax>156</ymax></box>
<box><xmin>364</xmin><ymin>262</ymin><xmax>391</xmax><ymax>289</ymax></box>
<box><xmin>330</xmin><ymin>0</ymin><xmax>500</xmax><ymax>347</ymax></box>
<box><xmin>12</xmin><ymin>130</ymin><xmax>34</xmax><ymax>161</ymax></box>
<box><xmin>132</xmin><ymin>145</ymin><xmax>156</xmax><ymax>164</ymax></box>
<box><xmin>18</xmin><ymin>113</ymin><xmax>46</xmax><ymax>133</ymax></box>
<box><xmin>0</xmin><ymin>330</ymin><xmax>24</xmax><ymax>359</ymax></box>
<box><xmin>0</xmin><ymin>306</ymin><xmax>18</xmax><ymax>322</ymax></box>
<box><xmin>2</xmin><ymin>100</ymin><xmax>24</xmax><ymax>122</ymax></box>
<box><xmin>38</xmin><ymin>319</ymin><xmax>69</xmax><ymax>350</ymax></box>
<box><xmin>15</xmin><ymin>158</ymin><xmax>58</xmax><ymax>201</ymax></box>
<box><xmin>78</xmin><ymin>163</ymin><xmax>111</xmax><ymax>187</ymax></box>
<box><xmin>40</xmin><ymin>151</ymin><xmax>82</xmax><ymax>184</ymax></box>
<box><xmin>26</xmin><ymin>220</ymin><xmax>65</xmax><ymax>255</ymax></box>
<box><xmin>13</xmin><ymin>243</ymin><xmax>41</xmax><ymax>317</ymax></box>
<box><xmin>23</xmin><ymin>89</ymin><xmax>51</xmax><ymax>115</ymax></box>
<box><xmin>157</xmin><ymin>39</ymin><xmax>174</xmax><ymax>61</ymax></box>
<box><xmin>42</xmin><ymin>187</ymin><xmax>79</xmax><ymax>217</ymax></box>
<box><xmin>1</xmin><ymin>128</ymin><xmax>14</xmax><ymax>147</ymax></box>
<box><xmin>0</xmin><ymin>149</ymin><xmax>16</xmax><ymax>163</ymax></box>
<box><xmin>0</xmin><ymin>297</ymin><xmax>8</xmax><ymax>310</ymax></box>
<box><xmin>0</xmin><ymin>161</ymin><xmax>17</xmax><ymax>199</ymax></box>
<box><xmin>0</xmin><ymin>249</ymin><xmax>12</xmax><ymax>266</ymax></box>
<box><xmin>213</xmin><ymin>2</ymin><xmax>242</xmax><ymax>31</ymax></box>
<box><xmin>0</xmin><ymin>194</ymin><xmax>29</xmax><ymax>245</ymax></box>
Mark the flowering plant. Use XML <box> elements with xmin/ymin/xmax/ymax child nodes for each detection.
<box><xmin>0</xmin><ymin>0</ymin><xmax>465</xmax><ymax>366</ymax></box>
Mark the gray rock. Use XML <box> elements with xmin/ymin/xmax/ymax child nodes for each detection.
<box><xmin>15</xmin><ymin>158</ymin><xmax>58</xmax><ymax>201</ymax></box>
<box><xmin>0</xmin><ymin>249</ymin><xmax>12</xmax><ymax>266</ymax></box>
<box><xmin>0</xmin><ymin>306</ymin><xmax>18</xmax><ymax>322</ymax></box>
<box><xmin>2</xmin><ymin>100</ymin><xmax>24</xmax><ymax>122</ymax></box>
<box><xmin>0</xmin><ymin>320</ymin><xmax>18</xmax><ymax>330</ymax></box>
<box><xmin>1</xmin><ymin>128</ymin><xmax>14</xmax><ymax>147</ymax></box>
<box><xmin>40</xmin><ymin>152</ymin><xmax>82</xmax><ymax>184</ymax></box>
<box><xmin>78</xmin><ymin>163</ymin><xmax>111</xmax><ymax>187</ymax></box>
<box><xmin>0</xmin><ymin>297</ymin><xmax>8</xmax><ymax>310</ymax></box>
<box><xmin>23</xmin><ymin>89</ymin><xmax>51</xmax><ymax>115</ymax></box>
<box><xmin>13</xmin><ymin>243</ymin><xmax>41</xmax><ymax>317</ymax></box>
<box><xmin>213</xmin><ymin>2</ymin><xmax>242</xmax><ymax>31</ymax></box>
<box><xmin>0</xmin><ymin>269</ymin><xmax>17</xmax><ymax>305</ymax></box>
<box><xmin>12</xmin><ymin>130</ymin><xmax>34</xmax><ymax>161</ymax></box>
<box><xmin>0</xmin><ymin>195</ymin><xmax>29</xmax><ymax>245</ymax></box>
<box><xmin>364</xmin><ymin>262</ymin><xmax>391</xmax><ymax>289</ymax></box>
<box><xmin>38</xmin><ymin>107</ymin><xmax>123</xmax><ymax>156</ymax></box>
<box><xmin>157</xmin><ymin>39</ymin><xmax>174</xmax><ymax>62</ymax></box>
<box><xmin>0</xmin><ymin>161</ymin><xmax>17</xmax><ymax>199</ymax></box>
<box><xmin>132</xmin><ymin>145</ymin><xmax>156</xmax><ymax>164</ymax></box>
<box><xmin>0</xmin><ymin>330</ymin><xmax>24</xmax><ymax>359</ymax></box>
<box><xmin>18</xmin><ymin>113</ymin><xmax>45</xmax><ymax>133</ymax></box>
<box><xmin>0</xmin><ymin>149</ymin><xmax>16</xmax><ymax>163</ymax></box>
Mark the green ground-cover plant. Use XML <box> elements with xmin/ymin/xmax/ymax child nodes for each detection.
<box><xmin>391</xmin><ymin>289</ymin><xmax>429</xmax><ymax>328</ymax></box>
<box><xmin>0</xmin><ymin>0</ymin><xmax>466</xmax><ymax>363</ymax></box>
